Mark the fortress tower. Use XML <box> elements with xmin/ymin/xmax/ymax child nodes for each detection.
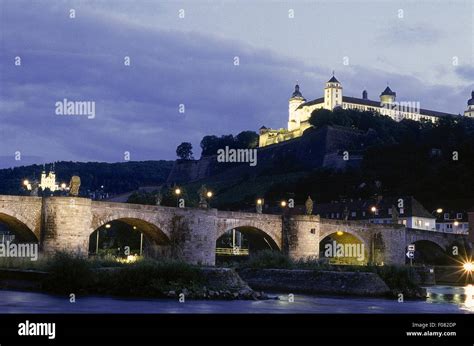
<box><xmin>464</xmin><ymin>91</ymin><xmax>474</xmax><ymax>117</ymax></box>
<box><xmin>288</xmin><ymin>83</ymin><xmax>306</xmax><ymax>131</ymax></box>
<box><xmin>380</xmin><ymin>86</ymin><xmax>396</xmax><ymax>105</ymax></box>
<box><xmin>324</xmin><ymin>75</ymin><xmax>342</xmax><ymax>110</ymax></box>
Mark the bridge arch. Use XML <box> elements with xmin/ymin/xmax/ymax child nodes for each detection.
<box><xmin>0</xmin><ymin>211</ymin><xmax>38</xmax><ymax>243</ymax></box>
<box><xmin>319</xmin><ymin>229</ymin><xmax>369</xmax><ymax>265</ymax></box>
<box><xmin>216</xmin><ymin>213</ymin><xmax>282</xmax><ymax>252</ymax></box>
<box><xmin>319</xmin><ymin>226</ymin><xmax>370</xmax><ymax>250</ymax></box>
<box><xmin>409</xmin><ymin>239</ymin><xmax>448</xmax><ymax>265</ymax></box>
<box><xmin>91</xmin><ymin>217</ymin><xmax>170</xmax><ymax>246</ymax></box>
<box><xmin>216</xmin><ymin>225</ymin><xmax>280</xmax><ymax>256</ymax></box>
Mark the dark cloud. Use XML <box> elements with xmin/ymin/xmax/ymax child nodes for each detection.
<box><xmin>0</xmin><ymin>2</ymin><xmax>471</xmax><ymax>169</ymax></box>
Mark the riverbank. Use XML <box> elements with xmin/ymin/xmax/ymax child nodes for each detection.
<box><xmin>0</xmin><ymin>254</ymin><xmax>266</xmax><ymax>300</ymax></box>
<box><xmin>226</xmin><ymin>250</ymin><xmax>428</xmax><ymax>299</ymax></box>
<box><xmin>0</xmin><ymin>252</ymin><xmax>429</xmax><ymax>300</ymax></box>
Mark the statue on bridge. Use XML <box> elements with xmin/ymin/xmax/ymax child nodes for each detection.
<box><xmin>198</xmin><ymin>185</ymin><xmax>211</xmax><ymax>209</ymax></box>
<box><xmin>68</xmin><ymin>176</ymin><xmax>81</xmax><ymax>197</ymax></box>
<box><xmin>305</xmin><ymin>196</ymin><xmax>313</xmax><ymax>215</ymax></box>
<box><xmin>391</xmin><ymin>204</ymin><xmax>399</xmax><ymax>223</ymax></box>
<box><xmin>155</xmin><ymin>189</ymin><xmax>163</xmax><ymax>206</ymax></box>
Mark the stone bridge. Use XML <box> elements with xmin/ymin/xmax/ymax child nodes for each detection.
<box><xmin>0</xmin><ymin>195</ymin><xmax>467</xmax><ymax>265</ymax></box>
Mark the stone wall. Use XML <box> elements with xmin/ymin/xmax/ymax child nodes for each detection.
<box><xmin>238</xmin><ymin>268</ymin><xmax>390</xmax><ymax>296</ymax></box>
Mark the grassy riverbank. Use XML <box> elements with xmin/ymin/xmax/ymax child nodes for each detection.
<box><xmin>0</xmin><ymin>253</ymin><xmax>260</xmax><ymax>300</ymax></box>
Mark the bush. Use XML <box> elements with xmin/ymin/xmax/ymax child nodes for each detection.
<box><xmin>370</xmin><ymin>265</ymin><xmax>419</xmax><ymax>290</ymax></box>
<box><xmin>238</xmin><ymin>250</ymin><xmax>293</xmax><ymax>269</ymax></box>
<box><xmin>95</xmin><ymin>259</ymin><xmax>204</xmax><ymax>296</ymax></box>
<box><xmin>42</xmin><ymin>252</ymin><xmax>94</xmax><ymax>293</ymax></box>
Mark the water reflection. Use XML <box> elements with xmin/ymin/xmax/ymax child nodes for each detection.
<box><xmin>426</xmin><ymin>285</ymin><xmax>474</xmax><ymax>312</ymax></box>
<box><xmin>1</xmin><ymin>285</ymin><xmax>473</xmax><ymax>314</ymax></box>
<box><xmin>464</xmin><ymin>284</ymin><xmax>474</xmax><ymax>311</ymax></box>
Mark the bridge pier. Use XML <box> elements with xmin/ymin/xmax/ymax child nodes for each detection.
<box><xmin>283</xmin><ymin>215</ymin><xmax>320</xmax><ymax>260</ymax></box>
<box><xmin>41</xmin><ymin>197</ymin><xmax>92</xmax><ymax>256</ymax></box>
<box><xmin>170</xmin><ymin>210</ymin><xmax>218</xmax><ymax>266</ymax></box>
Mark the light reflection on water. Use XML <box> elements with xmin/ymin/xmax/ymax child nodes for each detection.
<box><xmin>0</xmin><ymin>285</ymin><xmax>473</xmax><ymax>314</ymax></box>
<box><xmin>425</xmin><ymin>284</ymin><xmax>474</xmax><ymax>313</ymax></box>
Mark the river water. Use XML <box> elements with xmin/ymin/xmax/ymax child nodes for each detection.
<box><xmin>0</xmin><ymin>285</ymin><xmax>473</xmax><ymax>314</ymax></box>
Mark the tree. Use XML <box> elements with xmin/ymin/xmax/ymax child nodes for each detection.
<box><xmin>200</xmin><ymin>135</ymin><xmax>220</xmax><ymax>157</ymax></box>
<box><xmin>176</xmin><ymin>142</ymin><xmax>194</xmax><ymax>160</ymax></box>
<box><xmin>235</xmin><ymin>131</ymin><xmax>259</xmax><ymax>149</ymax></box>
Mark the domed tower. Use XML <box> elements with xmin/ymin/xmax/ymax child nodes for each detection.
<box><xmin>288</xmin><ymin>83</ymin><xmax>306</xmax><ymax>131</ymax></box>
<box><xmin>324</xmin><ymin>74</ymin><xmax>342</xmax><ymax>110</ymax></box>
<box><xmin>380</xmin><ymin>86</ymin><xmax>396</xmax><ymax>105</ymax></box>
<box><xmin>464</xmin><ymin>91</ymin><xmax>474</xmax><ymax>117</ymax></box>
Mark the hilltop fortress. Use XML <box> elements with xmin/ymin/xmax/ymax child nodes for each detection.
<box><xmin>259</xmin><ymin>75</ymin><xmax>474</xmax><ymax>147</ymax></box>
<box><xmin>167</xmin><ymin>75</ymin><xmax>474</xmax><ymax>184</ymax></box>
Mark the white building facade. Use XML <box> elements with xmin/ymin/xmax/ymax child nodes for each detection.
<box><xmin>260</xmin><ymin>75</ymin><xmax>472</xmax><ymax>147</ymax></box>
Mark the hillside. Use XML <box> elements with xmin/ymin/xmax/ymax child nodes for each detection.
<box><xmin>167</xmin><ymin>125</ymin><xmax>368</xmax><ymax>185</ymax></box>
<box><xmin>161</xmin><ymin>109</ymin><xmax>474</xmax><ymax>212</ymax></box>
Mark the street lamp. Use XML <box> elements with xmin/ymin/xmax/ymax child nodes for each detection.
<box><xmin>174</xmin><ymin>187</ymin><xmax>181</xmax><ymax>207</ymax></box>
<box><xmin>256</xmin><ymin>198</ymin><xmax>263</xmax><ymax>214</ymax></box>
<box><xmin>23</xmin><ymin>179</ymin><xmax>29</xmax><ymax>186</ymax></box>
<box><xmin>206</xmin><ymin>191</ymin><xmax>213</xmax><ymax>198</ymax></box>
<box><xmin>370</xmin><ymin>206</ymin><xmax>377</xmax><ymax>223</ymax></box>
<box><xmin>280</xmin><ymin>200</ymin><xmax>287</xmax><ymax>208</ymax></box>
<box><xmin>464</xmin><ymin>261</ymin><xmax>474</xmax><ymax>273</ymax></box>
<box><xmin>133</xmin><ymin>226</ymin><xmax>144</xmax><ymax>256</ymax></box>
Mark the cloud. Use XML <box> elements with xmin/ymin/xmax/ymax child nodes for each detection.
<box><xmin>456</xmin><ymin>65</ymin><xmax>474</xmax><ymax>82</ymax></box>
<box><xmin>0</xmin><ymin>1</ymin><xmax>309</xmax><ymax>165</ymax></box>
<box><xmin>0</xmin><ymin>1</ymin><xmax>469</xmax><ymax>169</ymax></box>
<box><xmin>375</xmin><ymin>23</ymin><xmax>443</xmax><ymax>46</ymax></box>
